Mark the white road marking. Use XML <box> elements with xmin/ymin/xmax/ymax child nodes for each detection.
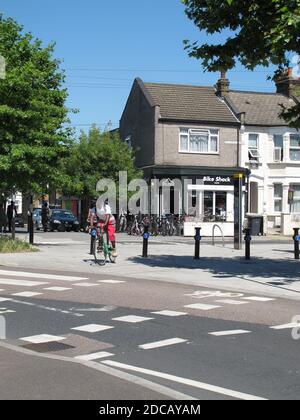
<box><xmin>0</xmin><ymin>310</ymin><xmax>16</xmax><ymax>314</ymax></box>
<box><xmin>151</xmin><ymin>310</ymin><xmax>187</xmax><ymax>317</ymax></box>
<box><xmin>185</xmin><ymin>291</ymin><xmax>244</xmax><ymax>299</ymax></box>
<box><xmin>112</xmin><ymin>315</ymin><xmax>153</xmax><ymax>324</ymax></box>
<box><xmin>44</xmin><ymin>287</ymin><xmax>72</xmax><ymax>292</ymax></box>
<box><xmin>20</xmin><ymin>334</ymin><xmax>66</xmax><ymax>344</ymax></box>
<box><xmin>270</xmin><ymin>323</ymin><xmax>300</xmax><ymax>330</ymax></box>
<box><xmin>98</xmin><ymin>280</ymin><xmax>126</xmax><ymax>284</ymax></box>
<box><xmin>0</xmin><ymin>279</ymin><xmax>47</xmax><ymax>287</ymax></box>
<box><xmin>139</xmin><ymin>338</ymin><xmax>188</xmax><ymax>350</ymax></box>
<box><xmin>0</xmin><ymin>297</ymin><xmax>12</xmax><ymax>302</ymax></box>
<box><xmin>73</xmin><ymin>283</ymin><xmax>99</xmax><ymax>287</ymax></box>
<box><xmin>71</xmin><ymin>324</ymin><xmax>114</xmax><ymax>333</ymax></box>
<box><xmin>215</xmin><ymin>300</ymin><xmax>248</xmax><ymax>305</ymax></box>
<box><xmin>184</xmin><ymin>303</ymin><xmax>221</xmax><ymax>311</ymax></box>
<box><xmin>12</xmin><ymin>292</ymin><xmax>43</xmax><ymax>297</ymax></box>
<box><xmin>75</xmin><ymin>351</ymin><xmax>114</xmax><ymax>361</ymax></box>
<box><xmin>102</xmin><ymin>361</ymin><xmax>267</xmax><ymax>400</ymax></box>
<box><xmin>0</xmin><ymin>270</ymin><xmax>88</xmax><ymax>282</ymax></box>
<box><xmin>209</xmin><ymin>330</ymin><xmax>251</xmax><ymax>337</ymax></box>
<box><xmin>243</xmin><ymin>297</ymin><xmax>275</xmax><ymax>302</ymax></box>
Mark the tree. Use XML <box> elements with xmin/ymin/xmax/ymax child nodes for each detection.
<box><xmin>183</xmin><ymin>0</ymin><xmax>300</xmax><ymax>127</ymax></box>
<box><xmin>64</xmin><ymin>125</ymin><xmax>142</xmax><ymax>202</ymax></box>
<box><xmin>0</xmin><ymin>16</ymin><xmax>73</xmax><ymax>198</ymax></box>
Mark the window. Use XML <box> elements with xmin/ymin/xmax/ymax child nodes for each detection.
<box><xmin>203</xmin><ymin>191</ymin><xmax>227</xmax><ymax>222</ymax></box>
<box><xmin>274</xmin><ymin>135</ymin><xmax>283</xmax><ymax>162</ymax></box>
<box><xmin>248</xmin><ymin>134</ymin><xmax>261</xmax><ymax>160</ymax></box>
<box><xmin>179</xmin><ymin>128</ymin><xmax>219</xmax><ymax>154</ymax></box>
<box><xmin>290</xmin><ymin>134</ymin><xmax>300</xmax><ymax>161</ymax></box>
<box><xmin>290</xmin><ymin>185</ymin><xmax>300</xmax><ymax>213</ymax></box>
<box><xmin>274</xmin><ymin>184</ymin><xmax>283</xmax><ymax>212</ymax></box>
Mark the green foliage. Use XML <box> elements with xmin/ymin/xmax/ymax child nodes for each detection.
<box><xmin>183</xmin><ymin>0</ymin><xmax>300</xmax><ymax>126</ymax></box>
<box><xmin>63</xmin><ymin>125</ymin><xmax>142</xmax><ymax>199</ymax></box>
<box><xmin>0</xmin><ymin>236</ymin><xmax>38</xmax><ymax>253</ymax></box>
<box><xmin>0</xmin><ymin>16</ymin><xmax>74</xmax><ymax>196</ymax></box>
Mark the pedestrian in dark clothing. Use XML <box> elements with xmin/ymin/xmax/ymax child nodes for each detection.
<box><xmin>6</xmin><ymin>201</ymin><xmax>17</xmax><ymax>233</ymax></box>
<box><xmin>41</xmin><ymin>202</ymin><xmax>50</xmax><ymax>232</ymax></box>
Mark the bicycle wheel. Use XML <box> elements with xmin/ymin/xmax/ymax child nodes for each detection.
<box><xmin>93</xmin><ymin>236</ymin><xmax>106</xmax><ymax>266</ymax></box>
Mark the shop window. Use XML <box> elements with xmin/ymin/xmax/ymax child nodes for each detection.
<box><xmin>203</xmin><ymin>191</ymin><xmax>227</xmax><ymax>222</ymax></box>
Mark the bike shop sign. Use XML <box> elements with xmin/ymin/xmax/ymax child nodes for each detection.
<box><xmin>201</xmin><ymin>176</ymin><xmax>233</xmax><ymax>185</ymax></box>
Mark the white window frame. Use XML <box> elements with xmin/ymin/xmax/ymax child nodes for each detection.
<box><xmin>274</xmin><ymin>184</ymin><xmax>283</xmax><ymax>213</ymax></box>
<box><xmin>179</xmin><ymin>128</ymin><xmax>219</xmax><ymax>154</ymax></box>
<box><xmin>290</xmin><ymin>134</ymin><xmax>300</xmax><ymax>161</ymax></box>
<box><xmin>248</xmin><ymin>133</ymin><xmax>261</xmax><ymax>160</ymax></box>
<box><xmin>273</xmin><ymin>134</ymin><xmax>284</xmax><ymax>162</ymax></box>
<box><xmin>290</xmin><ymin>184</ymin><xmax>300</xmax><ymax>213</ymax></box>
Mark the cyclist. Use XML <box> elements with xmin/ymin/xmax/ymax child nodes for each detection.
<box><xmin>92</xmin><ymin>199</ymin><xmax>117</xmax><ymax>258</ymax></box>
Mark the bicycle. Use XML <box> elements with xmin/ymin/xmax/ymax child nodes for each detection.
<box><xmin>91</xmin><ymin>225</ymin><xmax>117</xmax><ymax>265</ymax></box>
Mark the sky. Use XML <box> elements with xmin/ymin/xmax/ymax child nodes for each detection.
<box><xmin>1</xmin><ymin>0</ymin><xmax>277</xmax><ymax>135</ymax></box>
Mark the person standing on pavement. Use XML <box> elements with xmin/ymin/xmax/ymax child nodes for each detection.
<box><xmin>0</xmin><ymin>203</ymin><xmax>7</xmax><ymax>233</ymax></box>
<box><xmin>41</xmin><ymin>202</ymin><xmax>50</xmax><ymax>232</ymax></box>
<box><xmin>6</xmin><ymin>201</ymin><xmax>16</xmax><ymax>233</ymax></box>
<box><xmin>87</xmin><ymin>200</ymin><xmax>97</xmax><ymax>255</ymax></box>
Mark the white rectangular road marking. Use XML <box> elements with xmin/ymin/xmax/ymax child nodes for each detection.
<box><xmin>0</xmin><ymin>270</ymin><xmax>88</xmax><ymax>282</ymax></box>
<box><xmin>243</xmin><ymin>297</ymin><xmax>275</xmax><ymax>302</ymax></box>
<box><xmin>0</xmin><ymin>297</ymin><xmax>12</xmax><ymax>302</ymax></box>
<box><xmin>98</xmin><ymin>280</ymin><xmax>126</xmax><ymax>284</ymax></box>
<box><xmin>12</xmin><ymin>292</ymin><xmax>43</xmax><ymax>297</ymax></box>
<box><xmin>184</xmin><ymin>304</ymin><xmax>221</xmax><ymax>311</ymax></box>
<box><xmin>113</xmin><ymin>315</ymin><xmax>153</xmax><ymax>324</ymax></box>
<box><xmin>75</xmin><ymin>351</ymin><xmax>114</xmax><ymax>361</ymax></box>
<box><xmin>0</xmin><ymin>310</ymin><xmax>16</xmax><ymax>314</ymax></box>
<box><xmin>215</xmin><ymin>300</ymin><xmax>249</xmax><ymax>305</ymax></box>
<box><xmin>102</xmin><ymin>360</ymin><xmax>267</xmax><ymax>400</ymax></box>
<box><xmin>44</xmin><ymin>287</ymin><xmax>72</xmax><ymax>292</ymax></box>
<box><xmin>0</xmin><ymin>279</ymin><xmax>47</xmax><ymax>287</ymax></box>
<box><xmin>270</xmin><ymin>323</ymin><xmax>300</xmax><ymax>330</ymax></box>
<box><xmin>20</xmin><ymin>334</ymin><xmax>66</xmax><ymax>344</ymax></box>
<box><xmin>151</xmin><ymin>310</ymin><xmax>187</xmax><ymax>317</ymax></box>
<box><xmin>73</xmin><ymin>283</ymin><xmax>99</xmax><ymax>287</ymax></box>
<box><xmin>139</xmin><ymin>338</ymin><xmax>188</xmax><ymax>350</ymax></box>
<box><xmin>71</xmin><ymin>324</ymin><xmax>114</xmax><ymax>333</ymax></box>
<box><xmin>209</xmin><ymin>330</ymin><xmax>251</xmax><ymax>337</ymax></box>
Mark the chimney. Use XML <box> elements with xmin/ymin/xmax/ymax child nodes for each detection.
<box><xmin>276</xmin><ymin>67</ymin><xmax>300</xmax><ymax>97</ymax></box>
<box><xmin>216</xmin><ymin>71</ymin><xmax>230</xmax><ymax>97</ymax></box>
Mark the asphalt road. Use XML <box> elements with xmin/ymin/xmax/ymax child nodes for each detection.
<box><xmin>0</xmin><ymin>263</ymin><xmax>300</xmax><ymax>400</ymax></box>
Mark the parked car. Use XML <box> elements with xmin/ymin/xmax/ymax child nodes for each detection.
<box><xmin>14</xmin><ymin>214</ymin><xmax>25</xmax><ymax>228</ymax></box>
<box><xmin>32</xmin><ymin>208</ymin><xmax>42</xmax><ymax>230</ymax></box>
<box><xmin>49</xmin><ymin>210</ymin><xmax>80</xmax><ymax>232</ymax></box>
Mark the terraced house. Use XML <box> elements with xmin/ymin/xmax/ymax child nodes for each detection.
<box><xmin>120</xmin><ymin>71</ymin><xmax>300</xmax><ymax>236</ymax></box>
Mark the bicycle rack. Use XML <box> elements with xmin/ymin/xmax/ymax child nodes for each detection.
<box><xmin>212</xmin><ymin>224</ymin><xmax>225</xmax><ymax>247</ymax></box>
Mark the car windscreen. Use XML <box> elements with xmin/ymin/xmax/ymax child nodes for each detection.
<box><xmin>52</xmin><ymin>211</ymin><xmax>75</xmax><ymax>219</ymax></box>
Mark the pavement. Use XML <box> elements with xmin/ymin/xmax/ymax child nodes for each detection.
<box><xmin>0</xmin><ymin>230</ymin><xmax>299</xmax><ymax>301</ymax></box>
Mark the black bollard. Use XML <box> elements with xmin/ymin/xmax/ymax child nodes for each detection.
<box><xmin>142</xmin><ymin>226</ymin><xmax>150</xmax><ymax>258</ymax></box>
<box><xmin>194</xmin><ymin>227</ymin><xmax>202</xmax><ymax>260</ymax></box>
<box><xmin>293</xmin><ymin>228</ymin><xmax>300</xmax><ymax>260</ymax></box>
<box><xmin>244</xmin><ymin>228</ymin><xmax>252</xmax><ymax>260</ymax></box>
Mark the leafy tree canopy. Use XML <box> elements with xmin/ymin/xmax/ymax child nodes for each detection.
<box><xmin>183</xmin><ymin>0</ymin><xmax>300</xmax><ymax>126</ymax></box>
<box><xmin>0</xmin><ymin>15</ymin><xmax>74</xmax><ymax>197</ymax></box>
<box><xmin>63</xmin><ymin>125</ymin><xmax>142</xmax><ymax>200</ymax></box>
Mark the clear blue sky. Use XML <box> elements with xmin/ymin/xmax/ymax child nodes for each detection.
<box><xmin>1</xmin><ymin>0</ymin><xmax>276</xmax><ymax>135</ymax></box>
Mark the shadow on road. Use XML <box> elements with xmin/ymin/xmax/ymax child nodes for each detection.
<box><xmin>128</xmin><ymin>255</ymin><xmax>300</xmax><ymax>287</ymax></box>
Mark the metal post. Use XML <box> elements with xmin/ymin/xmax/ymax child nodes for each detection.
<box><xmin>234</xmin><ymin>174</ymin><xmax>243</xmax><ymax>250</ymax></box>
<box><xmin>293</xmin><ymin>228</ymin><xmax>300</xmax><ymax>260</ymax></box>
<box><xmin>142</xmin><ymin>226</ymin><xmax>150</xmax><ymax>258</ymax></box>
<box><xmin>29</xmin><ymin>195</ymin><xmax>34</xmax><ymax>245</ymax></box>
<box><xmin>194</xmin><ymin>227</ymin><xmax>202</xmax><ymax>260</ymax></box>
<box><xmin>244</xmin><ymin>228</ymin><xmax>251</xmax><ymax>260</ymax></box>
